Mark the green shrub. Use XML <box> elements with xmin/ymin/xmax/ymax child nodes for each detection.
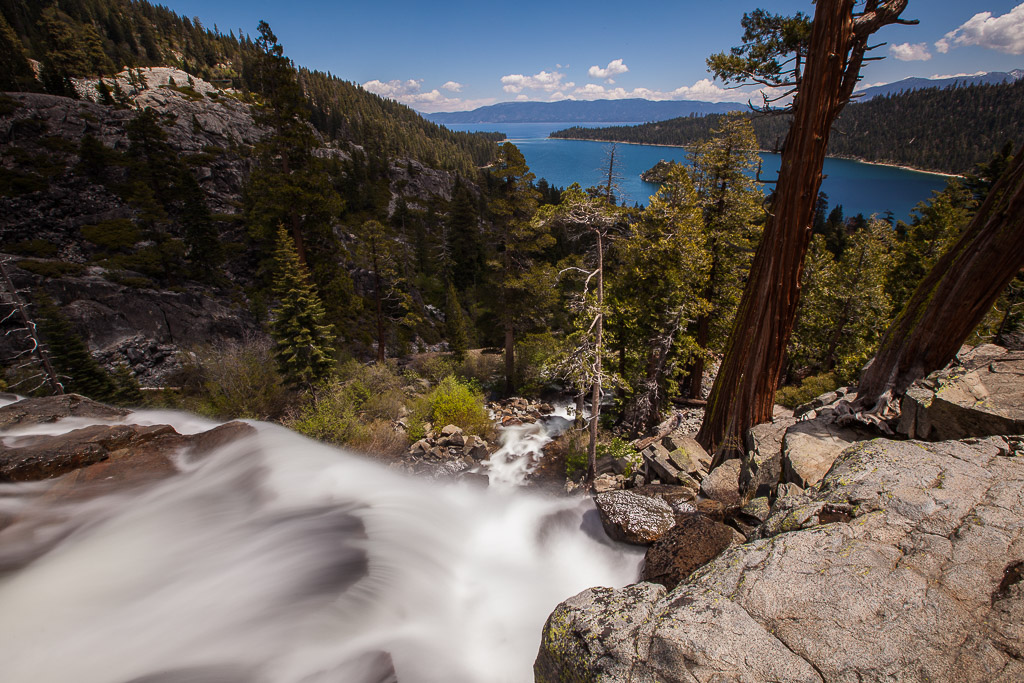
<box><xmin>7</xmin><ymin>239</ymin><xmax>58</xmax><ymax>258</ymax></box>
<box><xmin>409</xmin><ymin>375</ymin><xmax>491</xmax><ymax>438</ymax></box>
<box><xmin>170</xmin><ymin>337</ymin><xmax>292</xmax><ymax>420</ymax></box>
<box><xmin>0</xmin><ymin>167</ymin><xmax>47</xmax><ymax>196</ymax></box>
<box><xmin>514</xmin><ymin>332</ymin><xmax>564</xmax><ymax>395</ymax></box>
<box><xmin>81</xmin><ymin>219</ymin><xmax>139</xmax><ymax>250</ymax></box>
<box><xmin>287</xmin><ymin>377</ymin><xmax>368</xmax><ymax>445</ymax></box>
<box><xmin>776</xmin><ymin>372</ymin><xmax>841</xmax><ymax>409</ymax></box>
<box><xmin>596</xmin><ymin>437</ymin><xmax>642</xmax><ymax>476</ymax></box>
<box><xmin>16</xmin><ymin>259</ymin><xmax>85</xmax><ymax>278</ymax></box>
<box><xmin>564</xmin><ymin>430</ymin><xmax>589</xmax><ymax>479</ymax></box>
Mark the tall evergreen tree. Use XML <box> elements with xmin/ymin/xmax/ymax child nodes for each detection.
<box><xmin>33</xmin><ymin>293</ymin><xmax>119</xmax><ymax>401</ymax></box>
<box><xmin>486</xmin><ymin>143</ymin><xmax>554</xmax><ymax>394</ymax></box>
<box><xmin>269</xmin><ymin>226</ymin><xmax>335</xmax><ymax>388</ymax></box>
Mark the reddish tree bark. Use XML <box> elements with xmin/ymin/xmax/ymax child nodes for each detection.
<box><xmin>696</xmin><ymin>0</ymin><xmax>910</xmax><ymax>465</ymax></box>
<box><xmin>855</xmin><ymin>143</ymin><xmax>1024</xmax><ymax>413</ymax></box>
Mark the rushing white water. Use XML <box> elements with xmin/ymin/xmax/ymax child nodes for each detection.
<box><xmin>484</xmin><ymin>404</ymin><xmax>577</xmax><ymax>489</ymax></box>
<box><xmin>0</xmin><ymin>406</ymin><xmax>641</xmax><ymax>683</ymax></box>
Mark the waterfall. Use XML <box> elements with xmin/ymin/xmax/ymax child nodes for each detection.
<box><xmin>0</xmin><ymin>402</ymin><xmax>641</xmax><ymax>683</ymax></box>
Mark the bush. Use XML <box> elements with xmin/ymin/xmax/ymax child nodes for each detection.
<box><xmin>170</xmin><ymin>337</ymin><xmax>292</xmax><ymax>420</ymax></box>
<box><xmin>16</xmin><ymin>259</ymin><xmax>85</xmax><ymax>278</ymax></box>
<box><xmin>775</xmin><ymin>372</ymin><xmax>841</xmax><ymax>409</ymax></box>
<box><xmin>81</xmin><ymin>219</ymin><xmax>139</xmax><ymax>250</ymax></box>
<box><xmin>514</xmin><ymin>332</ymin><xmax>564</xmax><ymax>395</ymax></box>
<box><xmin>410</xmin><ymin>375</ymin><xmax>491</xmax><ymax>438</ymax></box>
<box><xmin>596</xmin><ymin>437</ymin><xmax>642</xmax><ymax>476</ymax></box>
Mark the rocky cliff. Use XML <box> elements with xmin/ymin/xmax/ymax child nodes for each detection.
<box><xmin>537</xmin><ymin>347</ymin><xmax>1024</xmax><ymax>682</ymax></box>
<box><xmin>1</xmin><ymin>68</ymin><xmax>465</xmax><ymax>384</ymax></box>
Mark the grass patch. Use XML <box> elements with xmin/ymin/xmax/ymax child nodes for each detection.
<box><xmin>776</xmin><ymin>372</ymin><xmax>841</xmax><ymax>409</ymax></box>
<box><xmin>17</xmin><ymin>260</ymin><xmax>86</xmax><ymax>278</ymax></box>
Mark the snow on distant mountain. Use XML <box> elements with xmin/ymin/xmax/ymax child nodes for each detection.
<box><xmin>856</xmin><ymin>70</ymin><xmax>1024</xmax><ymax>100</ymax></box>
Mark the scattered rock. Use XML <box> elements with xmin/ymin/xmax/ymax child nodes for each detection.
<box><xmin>537</xmin><ymin>436</ymin><xmax>1024</xmax><ymax>682</ymax></box>
<box><xmin>593</xmin><ymin>473</ymin><xmax>625</xmax><ymax>493</ymax></box>
<box><xmin>743</xmin><ymin>414</ymin><xmax>796</xmax><ymax>495</ymax></box>
<box><xmin>699</xmin><ymin>457</ymin><xmax>742</xmax><ymax>507</ymax></box>
<box><xmin>593</xmin><ymin>490</ymin><xmax>676</xmax><ymax>545</ymax></box>
<box><xmin>440</xmin><ymin>424</ymin><xmax>463</xmax><ymax>436</ymax></box>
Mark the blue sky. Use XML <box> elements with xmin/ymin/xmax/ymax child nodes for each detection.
<box><xmin>159</xmin><ymin>1</ymin><xmax>1024</xmax><ymax>112</ymax></box>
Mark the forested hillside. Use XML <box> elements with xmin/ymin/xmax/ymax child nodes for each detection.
<box><xmin>0</xmin><ymin>0</ymin><xmax>496</xmax><ymax>175</ymax></box>
<box><xmin>551</xmin><ymin>79</ymin><xmax>1024</xmax><ymax>175</ymax></box>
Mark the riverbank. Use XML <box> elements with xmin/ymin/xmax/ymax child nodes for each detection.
<box><xmin>548</xmin><ymin>134</ymin><xmax>964</xmax><ymax>179</ymax></box>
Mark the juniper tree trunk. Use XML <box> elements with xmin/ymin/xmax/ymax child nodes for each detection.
<box><xmin>856</xmin><ymin>143</ymin><xmax>1024</xmax><ymax>412</ymax></box>
<box><xmin>696</xmin><ymin>0</ymin><xmax>858</xmax><ymax>466</ymax></box>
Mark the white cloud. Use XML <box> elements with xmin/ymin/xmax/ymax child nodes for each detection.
<box><xmin>442</xmin><ymin>81</ymin><xmax>463</xmax><ymax>92</ymax></box>
<box><xmin>500</xmin><ymin>70</ymin><xmax>573</xmax><ymax>93</ymax></box>
<box><xmin>588</xmin><ymin>58</ymin><xmax>629</xmax><ymax>83</ymax></box>
<box><xmin>936</xmin><ymin>4</ymin><xmax>1024</xmax><ymax>54</ymax></box>
<box><xmin>361</xmin><ymin>78</ymin><xmax>493</xmax><ymax>113</ymax></box>
<box><xmin>890</xmin><ymin>42</ymin><xmax>932</xmax><ymax>61</ymax></box>
<box><xmin>562</xmin><ymin>78</ymin><xmax>778</xmax><ymax>104</ymax></box>
<box><xmin>362</xmin><ymin>78</ymin><xmax>423</xmax><ymax>98</ymax></box>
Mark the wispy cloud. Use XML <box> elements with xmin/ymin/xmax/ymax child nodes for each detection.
<box><xmin>567</xmin><ymin>78</ymin><xmax>775</xmax><ymax>104</ymax></box>
<box><xmin>500</xmin><ymin>70</ymin><xmax>573</xmax><ymax>93</ymax></box>
<box><xmin>362</xmin><ymin>78</ymin><xmax>494</xmax><ymax>113</ymax></box>
<box><xmin>890</xmin><ymin>42</ymin><xmax>932</xmax><ymax>61</ymax></box>
<box><xmin>936</xmin><ymin>4</ymin><xmax>1024</xmax><ymax>55</ymax></box>
<box><xmin>588</xmin><ymin>58</ymin><xmax>629</xmax><ymax>83</ymax></box>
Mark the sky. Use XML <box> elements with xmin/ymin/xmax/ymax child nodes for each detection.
<box><xmin>157</xmin><ymin>1</ymin><xmax>1024</xmax><ymax>112</ymax></box>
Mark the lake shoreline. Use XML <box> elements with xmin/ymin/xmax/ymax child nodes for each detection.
<box><xmin>544</xmin><ymin>135</ymin><xmax>964</xmax><ymax>180</ymax></box>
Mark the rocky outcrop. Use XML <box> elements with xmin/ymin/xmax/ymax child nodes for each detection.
<box><xmin>537</xmin><ymin>436</ymin><xmax>1024</xmax><ymax>682</ymax></box>
<box><xmin>0</xmin><ymin>395</ymin><xmax>255</xmax><ymax>488</ymax></box>
<box><xmin>899</xmin><ymin>344</ymin><xmax>1024</xmax><ymax>441</ymax></box>
<box><xmin>640</xmin><ymin>514</ymin><xmax>739</xmax><ymax>590</ymax></box>
<box><xmin>782</xmin><ymin>418</ymin><xmax>870</xmax><ymax>489</ymax></box>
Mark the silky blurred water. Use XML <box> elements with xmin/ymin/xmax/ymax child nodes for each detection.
<box><xmin>0</xmin><ymin>406</ymin><xmax>641</xmax><ymax>683</ymax></box>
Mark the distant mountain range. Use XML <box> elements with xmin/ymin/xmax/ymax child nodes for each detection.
<box><xmin>426</xmin><ymin>70</ymin><xmax>1024</xmax><ymax>126</ymax></box>
<box><xmin>855</xmin><ymin>70</ymin><xmax>1024</xmax><ymax>100</ymax></box>
<box><xmin>425</xmin><ymin>99</ymin><xmax>743</xmax><ymax>125</ymax></box>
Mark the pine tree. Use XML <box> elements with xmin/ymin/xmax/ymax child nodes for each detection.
<box><xmin>270</xmin><ymin>226</ymin><xmax>335</xmax><ymax>388</ymax></box>
<box><xmin>34</xmin><ymin>293</ymin><xmax>118</xmax><ymax>401</ymax></box>
<box><xmin>444</xmin><ymin>282</ymin><xmax>470</xmax><ymax>361</ymax></box>
<box><xmin>486</xmin><ymin>143</ymin><xmax>554</xmax><ymax>394</ymax></box>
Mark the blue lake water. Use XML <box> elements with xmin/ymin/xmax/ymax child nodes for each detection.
<box><xmin>446</xmin><ymin>122</ymin><xmax>953</xmax><ymax>221</ymax></box>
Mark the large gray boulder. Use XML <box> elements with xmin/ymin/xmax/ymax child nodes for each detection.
<box><xmin>537</xmin><ymin>437</ymin><xmax>1024</xmax><ymax>682</ymax></box>
<box><xmin>899</xmin><ymin>346</ymin><xmax>1024</xmax><ymax>441</ymax></box>
<box><xmin>593</xmin><ymin>490</ymin><xmax>676</xmax><ymax>545</ymax></box>
<box><xmin>782</xmin><ymin>418</ymin><xmax>868</xmax><ymax>488</ymax></box>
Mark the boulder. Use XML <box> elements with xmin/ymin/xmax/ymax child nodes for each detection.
<box><xmin>899</xmin><ymin>347</ymin><xmax>1024</xmax><ymax>441</ymax></box>
<box><xmin>782</xmin><ymin>418</ymin><xmax>868</xmax><ymax>488</ymax></box>
<box><xmin>699</xmin><ymin>457</ymin><xmax>742</xmax><ymax>507</ymax></box>
<box><xmin>743</xmin><ymin>415</ymin><xmax>796</xmax><ymax>495</ymax></box>
<box><xmin>0</xmin><ymin>394</ymin><xmax>128</xmax><ymax>430</ymax></box>
<box><xmin>537</xmin><ymin>437</ymin><xmax>1024</xmax><ymax>682</ymax></box>
<box><xmin>661</xmin><ymin>433</ymin><xmax>711</xmax><ymax>480</ymax></box>
<box><xmin>440</xmin><ymin>424</ymin><xmax>463</xmax><ymax>437</ymax></box>
<box><xmin>642</xmin><ymin>442</ymin><xmax>682</xmax><ymax>485</ymax></box>
<box><xmin>641</xmin><ymin>513</ymin><xmax>739</xmax><ymax>590</ymax></box>
<box><xmin>0</xmin><ymin>423</ymin><xmax>177</xmax><ymax>482</ymax></box>
<box><xmin>593</xmin><ymin>490</ymin><xmax>676</xmax><ymax>545</ymax></box>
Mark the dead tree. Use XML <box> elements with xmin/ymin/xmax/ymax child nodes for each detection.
<box><xmin>0</xmin><ymin>259</ymin><xmax>63</xmax><ymax>395</ymax></box>
<box><xmin>696</xmin><ymin>0</ymin><xmax>913</xmax><ymax>466</ymax></box>
<box><xmin>854</xmin><ymin>142</ymin><xmax>1024</xmax><ymax>416</ymax></box>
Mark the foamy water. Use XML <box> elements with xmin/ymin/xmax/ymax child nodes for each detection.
<box><xmin>0</xmin><ymin>404</ymin><xmax>641</xmax><ymax>682</ymax></box>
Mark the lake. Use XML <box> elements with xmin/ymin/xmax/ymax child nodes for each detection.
<box><xmin>446</xmin><ymin>122</ymin><xmax>953</xmax><ymax>221</ymax></box>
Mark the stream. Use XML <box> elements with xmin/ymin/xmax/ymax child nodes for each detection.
<box><xmin>0</xmin><ymin>398</ymin><xmax>642</xmax><ymax>683</ymax></box>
